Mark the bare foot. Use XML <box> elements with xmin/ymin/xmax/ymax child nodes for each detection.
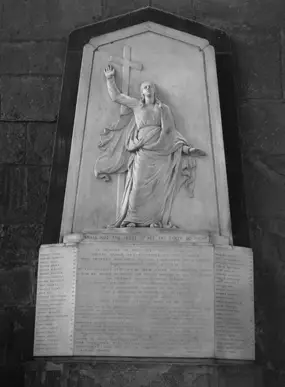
<box><xmin>120</xmin><ymin>221</ymin><xmax>136</xmax><ymax>228</ymax></box>
<box><xmin>165</xmin><ymin>221</ymin><xmax>178</xmax><ymax>229</ymax></box>
<box><xmin>150</xmin><ymin>222</ymin><xmax>162</xmax><ymax>228</ymax></box>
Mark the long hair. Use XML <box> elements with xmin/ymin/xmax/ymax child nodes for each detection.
<box><xmin>139</xmin><ymin>82</ymin><xmax>162</xmax><ymax>107</ymax></box>
<box><xmin>139</xmin><ymin>94</ymin><xmax>162</xmax><ymax>107</ymax></box>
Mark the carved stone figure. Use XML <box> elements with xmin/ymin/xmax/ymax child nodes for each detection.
<box><xmin>95</xmin><ymin>64</ymin><xmax>206</xmax><ymax>228</ymax></box>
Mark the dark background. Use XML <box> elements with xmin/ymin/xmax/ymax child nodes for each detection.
<box><xmin>1</xmin><ymin>0</ymin><xmax>285</xmax><ymax>386</ymax></box>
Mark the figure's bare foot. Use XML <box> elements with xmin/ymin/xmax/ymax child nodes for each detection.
<box><xmin>165</xmin><ymin>221</ymin><xmax>178</xmax><ymax>229</ymax></box>
<box><xmin>150</xmin><ymin>222</ymin><xmax>162</xmax><ymax>228</ymax></box>
<box><xmin>120</xmin><ymin>221</ymin><xmax>136</xmax><ymax>228</ymax></box>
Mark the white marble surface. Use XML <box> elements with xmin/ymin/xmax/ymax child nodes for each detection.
<box><xmin>34</xmin><ymin>244</ymin><xmax>77</xmax><ymax>356</ymax></box>
<box><xmin>74</xmin><ymin>239</ymin><xmax>215</xmax><ymax>357</ymax></box>
<box><xmin>34</xmin><ymin>235</ymin><xmax>254</xmax><ymax>359</ymax></box>
<box><xmin>215</xmin><ymin>246</ymin><xmax>255</xmax><ymax>360</ymax></box>
<box><xmin>61</xmin><ymin>23</ymin><xmax>231</xmax><ymax>240</ymax></box>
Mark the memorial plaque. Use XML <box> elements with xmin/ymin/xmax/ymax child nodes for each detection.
<box><xmin>61</xmin><ymin>22</ymin><xmax>231</xmax><ymax>239</ymax></box>
<box><xmin>74</xmin><ymin>240</ymin><xmax>215</xmax><ymax>357</ymax></box>
<box><xmin>34</xmin><ymin>235</ymin><xmax>254</xmax><ymax>359</ymax></box>
<box><xmin>34</xmin><ymin>14</ymin><xmax>255</xmax><ymax>362</ymax></box>
<box><xmin>215</xmin><ymin>246</ymin><xmax>254</xmax><ymax>359</ymax></box>
<box><xmin>34</xmin><ymin>245</ymin><xmax>77</xmax><ymax>356</ymax></box>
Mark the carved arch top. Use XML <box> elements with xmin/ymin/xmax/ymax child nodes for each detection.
<box><xmin>89</xmin><ymin>22</ymin><xmax>210</xmax><ymax>52</ymax></box>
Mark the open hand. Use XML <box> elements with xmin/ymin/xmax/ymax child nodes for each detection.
<box><xmin>188</xmin><ymin>148</ymin><xmax>207</xmax><ymax>157</ymax></box>
<box><xmin>104</xmin><ymin>64</ymin><xmax>115</xmax><ymax>79</ymax></box>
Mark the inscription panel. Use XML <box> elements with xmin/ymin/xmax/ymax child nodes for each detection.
<box><xmin>215</xmin><ymin>246</ymin><xmax>254</xmax><ymax>360</ymax></box>
<box><xmin>34</xmin><ymin>245</ymin><xmax>77</xmax><ymax>356</ymax></box>
<box><xmin>74</xmin><ymin>241</ymin><xmax>215</xmax><ymax>357</ymax></box>
<box><xmin>84</xmin><ymin>231</ymin><xmax>210</xmax><ymax>244</ymax></box>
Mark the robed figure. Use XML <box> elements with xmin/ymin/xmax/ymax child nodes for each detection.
<box><xmin>95</xmin><ymin>65</ymin><xmax>206</xmax><ymax>228</ymax></box>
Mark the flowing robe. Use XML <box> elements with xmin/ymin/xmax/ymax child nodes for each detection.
<box><xmin>95</xmin><ymin>81</ymin><xmax>196</xmax><ymax>227</ymax></box>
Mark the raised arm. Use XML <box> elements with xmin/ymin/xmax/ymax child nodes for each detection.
<box><xmin>104</xmin><ymin>65</ymin><xmax>139</xmax><ymax>109</ymax></box>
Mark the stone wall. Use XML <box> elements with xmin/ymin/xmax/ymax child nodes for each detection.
<box><xmin>0</xmin><ymin>0</ymin><xmax>285</xmax><ymax>386</ymax></box>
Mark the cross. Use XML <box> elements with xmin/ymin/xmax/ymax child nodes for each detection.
<box><xmin>109</xmin><ymin>45</ymin><xmax>143</xmax><ymax>114</ymax></box>
<box><xmin>108</xmin><ymin>46</ymin><xmax>143</xmax><ymax>217</ymax></box>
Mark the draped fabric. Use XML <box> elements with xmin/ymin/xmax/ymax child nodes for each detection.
<box><xmin>95</xmin><ymin>103</ymin><xmax>196</xmax><ymax>227</ymax></box>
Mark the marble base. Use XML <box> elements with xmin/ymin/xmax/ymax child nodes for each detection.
<box><xmin>33</xmin><ymin>230</ymin><xmax>254</xmax><ymax>360</ymax></box>
<box><xmin>24</xmin><ymin>358</ymin><xmax>263</xmax><ymax>387</ymax></box>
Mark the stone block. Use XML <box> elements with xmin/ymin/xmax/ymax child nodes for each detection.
<box><xmin>249</xmin><ymin>224</ymin><xmax>285</xmax><ymax>368</ymax></box>
<box><xmin>0</xmin><ymin>366</ymin><xmax>25</xmax><ymax>387</ymax></box>
<box><xmin>239</xmin><ymin>101</ymin><xmax>285</xmax><ymax>155</ymax></box>
<box><xmin>282</xmin><ymin>30</ymin><xmax>285</xmax><ymax>99</ymax></box>
<box><xmin>0</xmin><ymin>309</ymin><xmax>11</xmax><ymax>348</ymax></box>
<box><xmin>24</xmin><ymin>370</ymin><xmax>38</xmax><ymax>387</ymax></box>
<box><xmin>0</xmin><ymin>308</ymin><xmax>35</xmax><ymax>365</ymax></box>
<box><xmin>0</xmin><ymin>42</ymin><xmax>66</xmax><ymax>75</ymax></box>
<box><xmin>27</xmin><ymin>167</ymin><xmax>51</xmax><ymax>222</ymax></box>
<box><xmin>1</xmin><ymin>0</ymin><xmax>102</xmax><ymax>40</ymax></box>
<box><xmin>0</xmin><ymin>249</ymin><xmax>38</xmax><ymax>271</ymax></box>
<box><xmin>0</xmin><ymin>76</ymin><xmax>61</xmax><ymax>121</ymax></box>
<box><xmin>233</xmin><ymin>28</ymin><xmax>282</xmax><ymax>99</ymax></box>
<box><xmin>69</xmin><ymin>363</ymin><xmax>217</xmax><ymax>387</ymax></box>
<box><xmin>238</xmin><ymin>101</ymin><xmax>285</xmax><ymax>218</ymax></box>
<box><xmin>0</xmin><ymin>166</ymin><xmax>27</xmax><ymax>223</ymax></box>
<box><xmin>269</xmin><ymin>307</ymin><xmax>285</xmax><ymax>368</ymax></box>
<box><xmin>0</xmin><ymin>267</ymin><xmax>34</xmax><ymax>305</ymax></box>
<box><xmin>264</xmin><ymin>370</ymin><xmax>285</xmax><ymax>387</ymax></box>
<box><xmin>25</xmin><ymin>362</ymin><xmax>66</xmax><ymax>387</ymax></box>
<box><xmin>193</xmin><ymin>0</ymin><xmax>285</xmax><ymax>28</ymax></box>
<box><xmin>242</xmin><ymin>158</ymin><xmax>285</xmax><ymax>219</ymax></box>
<box><xmin>27</xmin><ymin>123</ymin><xmax>56</xmax><ymax>165</ymax></box>
<box><xmin>8</xmin><ymin>308</ymin><xmax>35</xmax><ymax>365</ymax></box>
<box><xmin>0</xmin><ymin>123</ymin><xmax>26</xmax><ymax>164</ymax></box>
<box><xmin>0</xmin><ymin>347</ymin><xmax>6</xmax><ymax>366</ymax></box>
<box><xmin>3</xmin><ymin>224</ymin><xmax>43</xmax><ymax>250</ymax></box>
<box><xmin>218</xmin><ymin>365</ymin><xmax>263</xmax><ymax>387</ymax></box>
<box><xmin>152</xmin><ymin>0</ymin><xmax>195</xmax><ymax>19</ymax></box>
<box><xmin>45</xmin><ymin>371</ymin><xmax>62</xmax><ymax>387</ymax></box>
<box><xmin>2</xmin><ymin>224</ymin><xmax>44</xmax><ymax>251</ymax></box>
<box><xmin>0</xmin><ymin>224</ymin><xmax>43</xmax><ymax>269</ymax></box>
<box><xmin>24</xmin><ymin>361</ymin><xmax>264</xmax><ymax>387</ymax></box>
<box><xmin>103</xmin><ymin>0</ymin><xmax>149</xmax><ymax>18</ymax></box>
